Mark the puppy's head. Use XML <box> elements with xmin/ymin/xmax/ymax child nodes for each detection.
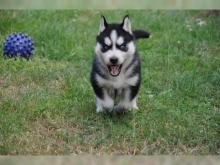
<box><xmin>95</xmin><ymin>15</ymin><xmax>150</xmax><ymax>77</ymax></box>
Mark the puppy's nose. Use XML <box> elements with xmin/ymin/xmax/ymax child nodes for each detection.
<box><xmin>110</xmin><ymin>57</ymin><xmax>118</xmax><ymax>64</ymax></box>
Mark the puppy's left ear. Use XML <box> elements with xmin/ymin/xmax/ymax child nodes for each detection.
<box><xmin>99</xmin><ymin>15</ymin><xmax>108</xmax><ymax>34</ymax></box>
<box><xmin>121</xmin><ymin>15</ymin><xmax>132</xmax><ymax>34</ymax></box>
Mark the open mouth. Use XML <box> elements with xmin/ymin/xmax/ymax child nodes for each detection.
<box><xmin>108</xmin><ymin>64</ymin><xmax>122</xmax><ymax>77</ymax></box>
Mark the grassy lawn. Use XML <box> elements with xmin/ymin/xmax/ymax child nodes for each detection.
<box><xmin>0</xmin><ymin>10</ymin><xmax>219</xmax><ymax>155</ymax></box>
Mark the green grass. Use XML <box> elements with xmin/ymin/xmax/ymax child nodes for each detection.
<box><xmin>0</xmin><ymin>10</ymin><xmax>220</xmax><ymax>155</ymax></box>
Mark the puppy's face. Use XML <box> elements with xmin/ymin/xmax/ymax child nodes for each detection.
<box><xmin>95</xmin><ymin>16</ymin><xmax>136</xmax><ymax>77</ymax></box>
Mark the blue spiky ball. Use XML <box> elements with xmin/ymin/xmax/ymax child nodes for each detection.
<box><xmin>3</xmin><ymin>33</ymin><xmax>34</xmax><ymax>59</ymax></box>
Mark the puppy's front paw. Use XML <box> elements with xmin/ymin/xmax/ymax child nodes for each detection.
<box><xmin>132</xmin><ymin>104</ymin><xmax>139</xmax><ymax>111</ymax></box>
<box><xmin>113</xmin><ymin>104</ymin><xmax>125</xmax><ymax>112</ymax></box>
<box><xmin>114</xmin><ymin>102</ymin><xmax>139</xmax><ymax>112</ymax></box>
<box><xmin>96</xmin><ymin>106</ymin><xmax>104</xmax><ymax>113</ymax></box>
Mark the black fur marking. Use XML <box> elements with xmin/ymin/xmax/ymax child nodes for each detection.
<box><xmin>124</xmin><ymin>51</ymin><xmax>141</xmax><ymax>79</ymax></box>
<box><xmin>133</xmin><ymin>29</ymin><xmax>150</xmax><ymax>40</ymax></box>
<box><xmin>126</xmin><ymin>51</ymin><xmax>141</xmax><ymax>100</ymax></box>
<box><xmin>114</xmin><ymin>89</ymin><xmax>118</xmax><ymax>98</ymax></box>
<box><xmin>90</xmin><ymin>56</ymin><xmax>106</xmax><ymax>100</ymax></box>
<box><xmin>92</xmin><ymin>56</ymin><xmax>108</xmax><ymax>79</ymax></box>
<box><xmin>90</xmin><ymin>73</ymin><xmax>104</xmax><ymax>100</ymax></box>
<box><xmin>129</xmin><ymin>76</ymin><xmax>141</xmax><ymax>101</ymax></box>
<box><xmin>130</xmin><ymin>58</ymin><xmax>141</xmax><ymax>78</ymax></box>
<box><xmin>124</xmin><ymin>52</ymin><xmax>138</xmax><ymax>73</ymax></box>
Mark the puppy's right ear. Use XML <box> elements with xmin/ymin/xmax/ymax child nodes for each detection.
<box><xmin>99</xmin><ymin>15</ymin><xmax>108</xmax><ymax>34</ymax></box>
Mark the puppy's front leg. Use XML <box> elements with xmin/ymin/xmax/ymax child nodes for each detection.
<box><xmin>96</xmin><ymin>89</ymin><xmax>114</xmax><ymax>113</ymax></box>
<box><xmin>115</xmin><ymin>87</ymin><xmax>139</xmax><ymax>111</ymax></box>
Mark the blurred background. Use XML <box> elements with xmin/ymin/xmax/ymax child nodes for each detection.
<box><xmin>0</xmin><ymin>0</ymin><xmax>220</xmax><ymax>9</ymax></box>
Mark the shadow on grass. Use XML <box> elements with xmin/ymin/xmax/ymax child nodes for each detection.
<box><xmin>98</xmin><ymin>110</ymin><xmax>138</xmax><ymax>125</ymax></box>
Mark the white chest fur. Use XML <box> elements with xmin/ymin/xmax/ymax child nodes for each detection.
<box><xmin>96</xmin><ymin>73</ymin><xmax>138</xmax><ymax>89</ymax></box>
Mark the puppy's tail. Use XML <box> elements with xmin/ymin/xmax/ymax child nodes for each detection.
<box><xmin>133</xmin><ymin>30</ymin><xmax>150</xmax><ymax>40</ymax></box>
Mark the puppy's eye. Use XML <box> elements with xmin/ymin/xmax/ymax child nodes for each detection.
<box><xmin>118</xmin><ymin>43</ymin><xmax>128</xmax><ymax>51</ymax></box>
<box><xmin>102</xmin><ymin>44</ymin><xmax>111</xmax><ymax>52</ymax></box>
<box><xmin>103</xmin><ymin>45</ymin><xmax>109</xmax><ymax>50</ymax></box>
<box><xmin>120</xmin><ymin>44</ymin><xmax>126</xmax><ymax>49</ymax></box>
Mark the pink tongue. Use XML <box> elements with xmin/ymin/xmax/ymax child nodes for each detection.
<box><xmin>110</xmin><ymin>65</ymin><xmax>120</xmax><ymax>76</ymax></box>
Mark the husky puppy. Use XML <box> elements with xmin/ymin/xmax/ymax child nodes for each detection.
<box><xmin>90</xmin><ymin>15</ymin><xmax>150</xmax><ymax>113</ymax></box>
